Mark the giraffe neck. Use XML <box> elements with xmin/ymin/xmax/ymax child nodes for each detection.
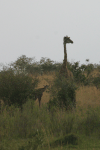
<box><xmin>63</xmin><ymin>43</ymin><xmax>67</xmax><ymax>68</ymax></box>
<box><xmin>35</xmin><ymin>85</ymin><xmax>48</xmax><ymax>95</ymax></box>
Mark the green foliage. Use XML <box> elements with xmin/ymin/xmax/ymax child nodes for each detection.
<box><xmin>69</xmin><ymin>61</ymin><xmax>86</xmax><ymax>84</ymax></box>
<box><xmin>85</xmin><ymin>63</ymin><xmax>94</xmax><ymax>77</ymax></box>
<box><xmin>6</xmin><ymin>55</ymin><xmax>95</xmax><ymax>82</ymax></box>
<box><xmin>92</xmin><ymin>76</ymin><xmax>100</xmax><ymax>89</ymax></box>
<box><xmin>0</xmin><ymin>68</ymin><xmax>38</xmax><ymax>109</ymax></box>
<box><xmin>10</xmin><ymin>55</ymin><xmax>62</xmax><ymax>75</ymax></box>
<box><xmin>40</xmin><ymin>57</ymin><xmax>61</xmax><ymax>73</ymax></box>
<box><xmin>11</xmin><ymin>55</ymin><xmax>37</xmax><ymax>75</ymax></box>
<box><xmin>68</xmin><ymin>60</ymin><xmax>95</xmax><ymax>85</ymax></box>
<box><xmin>48</xmin><ymin>74</ymin><xmax>77</xmax><ymax>110</ymax></box>
<box><xmin>84</xmin><ymin>59</ymin><xmax>94</xmax><ymax>77</ymax></box>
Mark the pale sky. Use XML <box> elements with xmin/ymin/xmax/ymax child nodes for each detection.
<box><xmin>0</xmin><ymin>0</ymin><xmax>100</xmax><ymax>65</ymax></box>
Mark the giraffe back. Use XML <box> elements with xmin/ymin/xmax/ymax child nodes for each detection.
<box><xmin>34</xmin><ymin>85</ymin><xmax>49</xmax><ymax>107</ymax></box>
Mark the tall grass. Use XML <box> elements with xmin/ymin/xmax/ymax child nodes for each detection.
<box><xmin>0</xmin><ymin>98</ymin><xmax>100</xmax><ymax>150</ymax></box>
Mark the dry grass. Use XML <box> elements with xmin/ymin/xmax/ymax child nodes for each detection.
<box><xmin>33</xmin><ymin>73</ymin><xmax>100</xmax><ymax>108</ymax></box>
<box><xmin>76</xmin><ymin>86</ymin><xmax>100</xmax><ymax>108</ymax></box>
<box><xmin>89</xmin><ymin>69</ymin><xmax>100</xmax><ymax>77</ymax></box>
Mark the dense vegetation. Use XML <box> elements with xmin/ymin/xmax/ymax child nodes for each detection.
<box><xmin>0</xmin><ymin>55</ymin><xmax>100</xmax><ymax>149</ymax></box>
<box><xmin>1</xmin><ymin>55</ymin><xmax>100</xmax><ymax>85</ymax></box>
<box><xmin>0</xmin><ymin>69</ymin><xmax>38</xmax><ymax>110</ymax></box>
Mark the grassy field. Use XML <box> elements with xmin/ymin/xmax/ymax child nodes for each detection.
<box><xmin>0</xmin><ymin>73</ymin><xmax>100</xmax><ymax>150</ymax></box>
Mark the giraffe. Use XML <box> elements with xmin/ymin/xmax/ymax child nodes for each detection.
<box><xmin>33</xmin><ymin>85</ymin><xmax>49</xmax><ymax>107</ymax></box>
<box><xmin>60</xmin><ymin>36</ymin><xmax>73</xmax><ymax>79</ymax></box>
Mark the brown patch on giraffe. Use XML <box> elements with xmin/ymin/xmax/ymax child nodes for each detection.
<box><xmin>60</xmin><ymin>65</ymin><xmax>73</xmax><ymax>79</ymax></box>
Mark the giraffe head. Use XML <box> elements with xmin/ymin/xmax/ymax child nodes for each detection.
<box><xmin>63</xmin><ymin>36</ymin><xmax>73</xmax><ymax>44</ymax></box>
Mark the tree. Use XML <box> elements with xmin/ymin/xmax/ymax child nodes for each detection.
<box><xmin>92</xmin><ymin>76</ymin><xmax>100</xmax><ymax>89</ymax></box>
<box><xmin>48</xmin><ymin>74</ymin><xmax>77</xmax><ymax>111</ymax></box>
<box><xmin>11</xmin><ymin>55</ymin><xmax>35</xmax><ymax>75</ymax></box>
<box><xmin>40</xmin><ymin>57</ymin><xmax>55</xmax><ymax>73</ymax></box>
<box><xmin>85</xmin><ymin>64</ymin><xmax>94</xmax><ymax>77</ymax></box>
<box><xmin>0</xmin><ymin>68</ymin><xmax>38</xmax><ymax>110</ymax></box>
<box><xmin>70</xmin><ymin>62</ymin><xmax>86</xmax><ymax>84</ymax></box>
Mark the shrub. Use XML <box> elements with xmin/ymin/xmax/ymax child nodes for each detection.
<box><xmin>48</xmin><ymin>74</ymin><xmax>77</xmax><ymax>111</ymax></box>
<box><xmin>0</xmin><ymin>68</ymin><xmax>38</xmax><ymax>110</ymax></box>
<box><xmin>85</xmin><ymin>63</ymin><xmax>94</xmax><ymax>77</ymax></box>
<box><xmin>92</xmin><ymin>76</ymin><xmax>100</xmax><ymax>89</ymax></box>
<box><xmin>69</xmin><ymin>61</ymin><xmax>86</xmax><ymax>84</ymax></box>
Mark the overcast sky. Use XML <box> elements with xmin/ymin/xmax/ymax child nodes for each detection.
<box><xmin>0</xmin><ymin>0</ymin><xmax>100</xmax><ymax>65</ymax></box>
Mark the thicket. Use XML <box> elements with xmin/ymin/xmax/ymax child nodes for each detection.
<box><xmin>4</xmin><ymin>55</ymin><xmax>99</xmax><ymax>86</ymax></box>
<box><xmin>48</xmin><ymin>74</ymin><xmax>77</xmax><ymax>111</ymax></box>
<box><xmin>0</xmin><ymin>66</ymin><xmax>38</xmax><ymax>110</ymax></box>
<box><xmin>8</xmin><ymin>55</ymin><xmax>61</xmax><ymax>75</ymax></box>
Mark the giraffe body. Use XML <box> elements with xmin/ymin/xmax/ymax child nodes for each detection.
<box><xmin>33</xmin><ymin>85</ymin><xmax>49</xmax><ymax>107</ymax></box>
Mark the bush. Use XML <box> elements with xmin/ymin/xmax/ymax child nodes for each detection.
<box><xmin>48</xmin><ymin>74</ymin><xmax>77</xmax><ymax>111</ymax></box>
<box><xmin>92</xmin><ymin>76</ymin><xmax>100</xmax><ymax>89</ymax></box>
<box><xmin>85</xmin><ymin>63</ymin><xmax>94</xmax><ymax>77</ymax></box>
<box><xmin>39</xmin><ymin>57</ymin><xmax>61</xmax><ymax>73</ymax></box>
<box><xmin>70</xmin><ymin>62</ymin><xmax>86</xmax><ymax>84</ymax></box>
<box><xmin>0</xmin><ymin>68</ymin><xmax>38</xmax><ymax>110</ymax></box>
